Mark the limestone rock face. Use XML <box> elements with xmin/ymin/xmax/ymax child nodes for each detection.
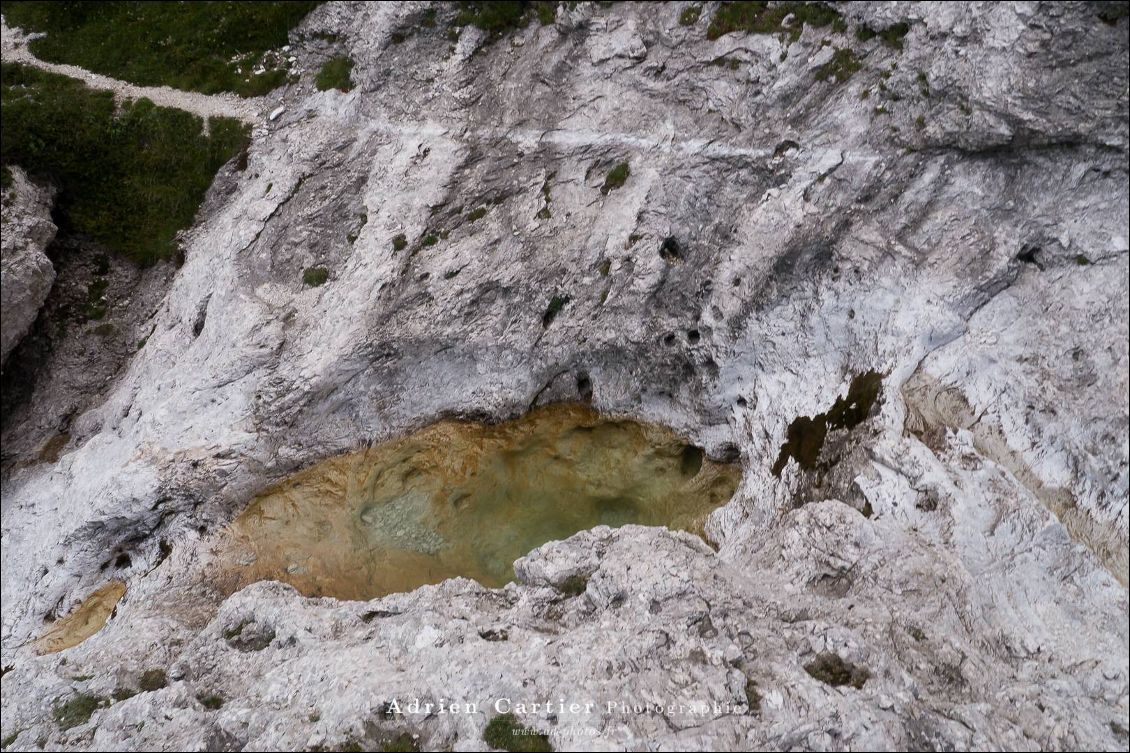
<box><xmin>1</xmin><ymin>2</ymin><xmax>1127</xmax><ymax>751</ymax></box>
<box><xmin>0</xmin><ymin>165</ymin><xmax>56</xmax><ymax>367</ymax></box>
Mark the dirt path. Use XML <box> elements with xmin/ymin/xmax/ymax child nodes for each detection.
<box><xmin>1</xmin><ymin>18</ymin><xmax>261</xmax><ymax>124</ymax></box>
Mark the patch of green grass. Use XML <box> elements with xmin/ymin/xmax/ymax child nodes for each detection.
<box><xmin>706</xmin><ymin>2</ymin><xmax>842</xmax><ymax>42</ymax></box>
<box><xmin>138</xmin><ymin>668</ymin><xmax>167</xmax><ymax>692</ymax></box>
<box><xmin>534</xmin><ymin>1</ymin><xmax>557</xmax><ymax>25</ymax></box>
<box><xmin>600</xmin><ymin>161</ymin><xmax>630</xmax><ymax>194</ymax></box>
<box><xmin>803</xmin><ymin>653</ymin><xmax>871</xmax><ymax>689</ymax></box>
<box><xmin>1</xmin><ymin>731</ymin><xmax>20</xmax><ymax>750</ymax></box>
<box><xmin>679</xmin><ymin>5</ymin><xmax>702</xmax><ymax>25</ymax></box>
<box><xmin>536</xmin><ymin>172</ymin><xmax>554</xmax><ymax>218</ymax></box>
<box><xmin>315</xmin><ymin>55</ymin><xmax>354</xmax><ymax>92</ymax></box>
<box><xmin>541</xmin><ymin>294</ymin><xmax>570</xmax><ymax>328</ymax></box>
<box><xmin>744</xmin><ymin>678</ymin><xmax>761</xmax><ymax>713</ymax></box>
<box><xmin>303</xmin><ymin>266</ymin><xmax>330</xmax><ymax>286</ymax></box>
<box><xmin>197</xmin><ymin>693</ymin><xmax>224</xmax><ymax>710</ymax></box>
<box><xmin>421</xmin><ymin>234</ymin><xmax>438</xmax><ymax>247</ymax></box>
<box><xmin>452</xmin><ymin>1</ymin><xmax>559</xmax><ymax>38</ymax></box>
<box><xmin>0</xmin><ymin>1</ymin><xmax>320</xmax><ymax>97</ymax></box>
<box><xmin>556</xmin><ymin>573</ymin><xmax>588</xmax><ymax>596</ymax></box>
<box><xmin>392</xmin><ymin>233</ymin><xmax>408</xmax><ymax>251</ymax></box>
<box><xmin>1</xmin><ymin>63</ymin><xmax>249</xmax><ymax>264</ymax></box>
<box><xmin>1099</xmin><ymin>3</ymin><xmax>1130</xmax><ymax>24</ymax></box>
<box><xmin>83</xmin><ymin>277</ymin><xmax>109</xmax><ymax>321</ymax></box>
<box><xmin>814</xmin><ymin>47</ymin><xmax>862</xmax><ymax>83</ymax></box>
<box><xmin>710</xmin><ymin>56</ymin><xmax>741</xmax><ymax>70</ymax></box>
<box><xmin>380</xmin><ymin>733</ymin><xmax>420</xmax><ymax>752</ymax></box>
<box><xmin>483</xmin><ymin>713</ymin><xmax>553</xmax><ymax>752</ymax></box>
<box><xmin>466</xmin><ymin>206</ymin><xmax>488</xmax><ymax>222</ymax></box>
<box><xmin>111</xmin><ymin>687</ymin><xmax>138</xmax><ymax>702</ymax></box>
<box><xmin>52</xmin><ymin>693</ymin><xmax>108</xmax><ymax>731</ymax></box>
<box><xmin>856</xmin><ymin>20</ymin><xmax>910</xmax><ymax>50</ymax></box>
<box><xmin>222</xmin><ymin>620</ymin><xmax>248</xmax><ymax>640</ymax></box>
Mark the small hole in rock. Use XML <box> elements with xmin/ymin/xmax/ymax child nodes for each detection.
<box><xmin>659</xmin><ymin>236</ymin><xmax>683</xmax><ymax>263</ymax></box>
<box><xmin>576</xmin><ymin>373</ymin><xmax>593</xmax><ymax>401</ymax></box>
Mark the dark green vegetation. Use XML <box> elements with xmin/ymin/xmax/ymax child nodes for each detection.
<box><xmin>1</xmin><ymin>164</ymin><xmax>11</xmax><ymax>190</ymax></box>
<box><xmin>804</xmin><ymin>653</ymin><xmax>871</xmax><ymax>689</ymax></box>
<box><xmin>679</xmin><ymin>5</ymin><xmax>702</xmax><ymax>26</ymax></box>
<box><xmin>0</xmin><ymin>1</ymin><xmax>320</xmax><ymax>96</ymax></box>
<box><xmin>379</xmin><ymin>733</ymin><xmax>421</xmax><ymax>752</ymax></box>
<box><xmin>392</xmin><ymin>233</ymin><xmax>408</xmax><ymax>251</ymax></box>
<box><xmin>52</xmin><ymin>693</ymin><xmax>108</xmax><ymax>730</ymax></box>
<box><xmin>111</xmin><ymin>687</ymin><xmax>138</xmax><ymax>702</ymax></box>
<box><xmin>452</xmin><ymin>1</ymin><xmax>559</xmax><ymax>37</ymax></box>
<box><xmin>0</xmin><ymin>732</ymin><xmax>18</xmax><ymax>749</ymax></box>
<box><xmin>541</xmin><ymin>294</ymin><xmax>570</xmax><ymax>327</ymax></box>
<box><xmin>744</xmin><ymin>678</ymin><xmax>761</xmax><ymax>713</ymax></box>
<box><xmin>556</xmin><ymin>573</ymin><xmax>589</xmax><ymax>596</ymax></box>
<box><xmin>856</xmin><ymin>21</ymin><xmax>910</xmax><ymax>50</ymax></box>
<box><xmin>600</xmin><ymin>161</ymin><xmax>630</xmax><ymax>194</ymax></box>
<box><xmin>814</xmin><ymin>48</ymin><xmax>862</xmax><ymax>83</ymax></box>
<box><xmin>138</xmin><ymin>668</ymin><xmax>167</xmax><ymax>691</ymax></box>
<box><xmin>482</xmin><ymin>713</ymin><xmax>553</xmax><ymax>752</ymax></box>
<box><xmin>1</xmin><ymin>63</ymin><xmax>249</xmax><ymax>264</ymax></box>
<box><xmin>303</xmin><ymin>266</ymin><xmax>330</xmax><ymax>287</ymax></box>
<box><xmin>1099</xmin><ymin>3</ymin><xmax>1129</xmax><ymax>25</ymax></box>
<box><xmin>771</xmin><ymin>370</ymin><xmax>883</xmax><ymax>476</ymax></box>
<box><xmin>706</xmin><ymin>1</ymin><xmax>844</xmax><ymax>42</ymax></box>
<box><xmin>223</xmin><ymin>619</ymin><xmax>275</xmax><ymax>651</ymax></box>
<box><xmin>197</xmin><ymin>693</ymin><xmax>225</xmax><ymax>710</ymax></box>
<box><xmin>466</xmin><ymin>206</ymin><xmax>488</xmax><ymax>222</ymax></box>
<box><xmin>315</xmin><ymin>55</ymin><xmax>354</xmax><ymax>92</ymax></box>
<box><xmin>83</xmin><ymin>275</ymin><xmax>109</xmax><ymax>321</ymax></box>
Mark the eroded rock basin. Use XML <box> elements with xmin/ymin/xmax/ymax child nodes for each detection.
<box><xmin>211</xmin><ymin>404</ymin><xmax>742</xmax><ymax>600</ymax></box>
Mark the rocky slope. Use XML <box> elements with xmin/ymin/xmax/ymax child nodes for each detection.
<box><xmin>1</xmin><ymin>2</ymin><xmax>1127</xmax><ymax>751</ymax></box>
<box><xmin>0</xmin><ymin>165</ymin><xmax>56</xmax><ymax>367</ymax></box>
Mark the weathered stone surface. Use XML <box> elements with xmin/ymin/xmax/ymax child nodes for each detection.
<box><xmin>0</xmin><ymin>165</ymin><xmax>55</xmax><ymax>367</ymax></box>
<box><xmin>1</xmin><ymin>2</ymin><xmax>1127</xmax><ymax>751</ymax></box>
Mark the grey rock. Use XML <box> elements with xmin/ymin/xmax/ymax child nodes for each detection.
<box><xmin>0</xmin><ymin>165</ymin><xmax>56</xmax><ymax>367</ymax></box>
<box><xmin>0</xmin><ymin>2</ymin><xmax>1127</xmax><ymax>751</ymax></box>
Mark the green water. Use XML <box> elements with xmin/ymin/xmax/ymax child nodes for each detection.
<box><xmin>215</xmin><ymin>404</ymin><xmax>742</xmax><ymax>600</ymax></box>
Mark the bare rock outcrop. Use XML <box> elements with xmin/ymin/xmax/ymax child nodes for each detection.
<box><xmin>0</xmin><ymin>165</ymin><xmax>56</xmax><ymax>367</ymax></box>
<box><xmin>0</xmin><ymin>2</ymin><xmax>1126</xmax><ymax>751</ymax></box>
